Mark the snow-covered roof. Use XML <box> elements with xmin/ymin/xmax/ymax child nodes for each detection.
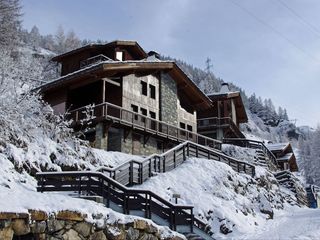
<box><xmin>267</xmin><ymin>143</ymin><xmax>290</xmax><ymax>151</ymax></box>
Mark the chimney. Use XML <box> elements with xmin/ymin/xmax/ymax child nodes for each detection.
<box><xmin>147</xmin><ymin>51</ymin><xmax>160</xmax><ymax>59</ymax></box>
<box><xmin>219</xmin><ymin>82</ymin><xmax>230</xmax><ymax>94</ymax></box>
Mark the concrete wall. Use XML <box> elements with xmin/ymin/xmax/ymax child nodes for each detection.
<box><xmin>122</xmin><ymin>74</ymin><xmax>159</xmax><ymax>120</ymax></box>
<box><xmin>177</xmin><ymin>99</ymin><xmax>197</xmax><ymax>132</ymax></box>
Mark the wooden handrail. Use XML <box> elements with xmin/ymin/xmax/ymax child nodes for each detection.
<box><xmin>36</xmin><ymin>171</ymin><xmax>210</xmax><ymax>235</ymax></box>
<box><xmin>68</xmin><ymin>102</ymin><xmax>222</xmax><ymax>150</ymax></box>
<box><xmin>223</xmin><ymin>138</ymin><xmax>278</xmax><ymax>169</ymax></box>
<box><xmin>96</xmin><ymin>141</ymin><xmax>255</xmax><ymax>187</ymax></box>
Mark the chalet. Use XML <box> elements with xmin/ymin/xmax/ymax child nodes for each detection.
<box><xmin>197</xmin><ymin>83</ymin><xmax>247</xmax><ymax>140</ymax></box>
<box><xmin>267</xmin><ymin>142</ymin><xmax>298</xmax><ymax>172</ymax></box>
<box><xmin>39</xmin><ymin>40</ymin><xmax>221</xmax><ymax>155</ymax></box>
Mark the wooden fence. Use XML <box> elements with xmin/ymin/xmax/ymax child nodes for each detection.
<box><xmin>97</xmin><ymin>141</ymin><xmax>255</xmax><ymax>186</ymax></box>
<box><xmin>36</xmin><ymin>171</ymin><xmax>210</xmax><ymax>234</ymax></box>
<box><xmin>223</xmin><ymin>138</ymin><xmax>278</xmax><ymax>169</ymax></box>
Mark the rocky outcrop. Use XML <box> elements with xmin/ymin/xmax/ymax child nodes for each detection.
<box><xmin>0</xmin><ymin>210</ymin><xmax>185</xmax><ymax>240</ymax></box>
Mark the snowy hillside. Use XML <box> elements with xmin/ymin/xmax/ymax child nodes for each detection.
<box><xmin>137</xmin><ymin>157</ymin><xmax>303</xmax><ymax>238</ymax></box>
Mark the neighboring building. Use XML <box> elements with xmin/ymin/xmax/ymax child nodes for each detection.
<box><xmin>267</xmin><ymin>142</ymin><xmax>298</xmax><ymax>172</ymax></box>
<box><xmin>39</xmin><ymin>40</ymin><xmax>220</xmax><ymax>155</ymax></box>
<box><xmin>197</xmin><ymin>83</ymin><xmax>248</xmax><ymax>140</ymax></box>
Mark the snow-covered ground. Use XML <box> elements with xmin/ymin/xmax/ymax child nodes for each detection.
<box><xmin>238</xmin><ymin>208</ymin><xmax>320</xmax><ymax>240</ymax></box>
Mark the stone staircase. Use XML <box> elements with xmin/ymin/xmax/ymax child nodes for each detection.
<box><xmin>254</xmin><ymin>149</ymin><xmax>268</xmax><ymax>168</ymax></box>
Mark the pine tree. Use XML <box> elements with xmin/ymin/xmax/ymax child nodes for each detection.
<box><xmin>0</xmin><ymin>0</ymin><xmax>22</xmax><ymax>50</ymax></box>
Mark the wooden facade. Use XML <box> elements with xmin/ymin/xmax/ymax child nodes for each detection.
<box><xmin>40</xmin><ymin>40</ymin><xmax>220</xmax><ymax>155</ymax></box>
<box><xmin>197</xmin><ymin>83</ymin><xmax>248</xmax><ymax>140</ymax></box>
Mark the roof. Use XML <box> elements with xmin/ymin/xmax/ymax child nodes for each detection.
<box><xmin>38</xmin><ymin>60</ymin><xmax>213</xmax><ymax>111</ymax></box>
<box><xmin>51</xmin><ymin>40</ymin><xmax>148</xmax><ymax>62</ymax></box>
<box><xmin>267</xmin><ymin>143</ymin><xmax>290</xmax><ymax>152</ymax></box>
<box><xmin>207</xmin><ymin>91</ymin><xmax>248</xmax><ymax>123</ymax></box>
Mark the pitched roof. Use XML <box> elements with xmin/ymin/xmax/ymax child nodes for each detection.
<box><xmin>51</xmin><ymin>40</ymin><xmax>148</xmax><ymax>62</ymax></box>
<box><xmin>38</xmin><ymin>60</ymin><xmax>213</xmax><ymax>111</ymax></box>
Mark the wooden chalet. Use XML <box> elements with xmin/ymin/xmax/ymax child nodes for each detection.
<box><xmin>40</xmin><ymin>40</ymin><xmax>221</xmax><ymax>155</ymax></box>
<box><xmin>267</xmin><ymin>142</ymin><xmax>298</xmax><ymax>172</ymax></box>
<box><xmin>197</xmin><ymin>83</ymin><xmax>248</xmax><ymax>140</ymax></box>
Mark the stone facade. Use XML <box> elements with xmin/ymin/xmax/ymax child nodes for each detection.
<box><xmin>95</xmin><ymin>122</ymin><xmax>108</xmax><ymax>150</ymax></box>
<box><xmin>0</xmin><ymin>211</ymin><xmax>184</xmax><ymax>240</ymax></box>
<box><xmin>160</xmin><ymin>73</ymin><xmax>178</xmax><ymax>125</ymax></box>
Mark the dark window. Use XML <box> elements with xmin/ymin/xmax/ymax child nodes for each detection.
<box><xmin>180</xmin><ymin>122</ymin><xmax>186</xmax><ymax>136</ymax></box>
<box><xmin>131</xmin><ymin>104</ymin><xmax>138</xmax><ymax>121</ymax></box>
<box><xmin>131</xmin><ymin>104</ymin><xmax>138</xmax><ymax>112</ymax></box>
<box><xmin>140</xmin><ymin>108</ymin><xmax>147</xmax><ymax>123</ymax></box>
<box><xmin>141</xmin><ymin>108</ymin><xmax>147</xmax><ymax>116</ymax></box>
<box><xmin>187</xmin><ymin>125</ymin><xmax>193</xmax><ymax>132</ymax></box>
<box><xmin>149</xmin><ymin>111</ymin><xmax>156</xmax><ymax>119</ymax></box>
<box><xmin>141</xmin><ymin>81</ymin><xmax>147</xmax><ymax>96</ymax></box>
<box><xmin>150</xmin><ymin>84</ymin><xmax>156</xmax><ymax>99</ymax></box>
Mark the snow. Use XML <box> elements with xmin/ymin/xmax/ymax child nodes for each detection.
<box><xmin>237</xmin><ymin>208</ymin><xmax>320</xmax><ymax>240</ymax></box>
<box><xmin>136</xmin><ymin>157</ymin><xmax>289</xmax><ymax>238</ymax></box>
<box><xmin>267</xmin><ymin>143</ymin><xmax>289</xmax><ymax>151</ymax></box>
<box><xmin>0</xmin><ymin>153</ymin><xmax>182</xmax><ymax>239</ymax></box>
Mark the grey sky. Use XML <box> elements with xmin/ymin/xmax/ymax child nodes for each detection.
<box><xmin>21</xmin><ymin>0</ymin><xmax>320</xmax><ymax>127</ymax></box>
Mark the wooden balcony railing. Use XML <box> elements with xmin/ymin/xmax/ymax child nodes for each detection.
<box><xmin>69</xmin><ymin>102</ymin><xmax>222</xmax><ymax>150</ymax></box>
<box><xmin>197</xmin><ymin>117</ymin><xmax>245</xmax><ymax>138</ymax></box>
<box><xmin>79</xmin><ymin>54</ymin><xmax>111</xmax><ymax>69</ymax></box>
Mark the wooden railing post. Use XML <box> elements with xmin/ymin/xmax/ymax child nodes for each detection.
<box><xmin>190</xmin><ymin>208</ymin><xmax>194</xmax><ymax>233</ymax></box>
<box><xmin>163</xmin><ymin>156</ymin><xmax>166</xmax><ymax>172</ymax></box>
<box><xmin>139</xmin><ymin>163</ymin><xmax>143</xmax><ymax>184</ymax></box>
<box><xmin>173</xmin><ymin>150</ymin><xmax>176</xmax><ymax>168</ymax></box>
<box><xmin>183</xmin><ymin>145</ymin><xmax>186</xmax><ymax>161</ymax></box>
<box><xmin>129</xmin><ymin>161</ymin><xmax>134</xmax><ymax>185</ymax></box>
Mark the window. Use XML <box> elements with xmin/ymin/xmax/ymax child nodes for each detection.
<box><xmin>140</xmin><ymin>108</ymin><xmax>147</xmax><ymax>124</ymax></box>
<box><xmin>149</xmin><ymin>84</ymin><xmax>156</xmax><ymax>99</ymax></box>
<box><xmin>180</xmin><ymin>122</ymin><xmax>186</xmax><ymax>129</ymax></box>
<box><xmin>131</xmin><ymin>104</ymin><xmax>138</xmax><ymax>121</ymax></box>
<box><xmin>131</xmin><ymin>104</ymin><xmax>138</xmax><ymax>113</ymax></box>
<box><xmin>141</xmin><ymin>81</ymin><xmax>148</xmax><ymax>96</ymax></box>
<box><xmin>187</xmin><ymin>125</ymin><xmax>193</xmax><ymax>132</ymax></box>
<box><xmin>149</xmin><ymin>111</ymin><xmax>156</xmax><ymax>119</ymax></box>
<box><xmin>141</xmin><ymin>108</ymin><xmax>147</xmax><ymax>116</ymax></box>
<box><xmin>116</xmin><ymin>51</ymin><xmax>123</xmax><ymax>61</ymax></box>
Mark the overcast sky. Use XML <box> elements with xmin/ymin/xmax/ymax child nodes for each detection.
<box><xmin>21</xmin><ymin>0</ymin><xmax>320</xmax><ymax>127</ymax></box>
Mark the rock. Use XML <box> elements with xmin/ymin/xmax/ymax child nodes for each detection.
<box><xmin>73</xmin><ymin>221</ymin><xmax>92</xmax><ymax>238</ymax></box>
<box><xmin>105</xmin><ymin>226</ymin><xmax>126</xmax><ymax>240</ymax></box>
<box><xmin>11</xmin><ymin>219</ymin><xmax>30</xmax><ymax>235</ymax></box>
<box><xmin>220</xmin><ymin>224</ymin><xmax>232</xmax><ymax>235</ymax></box>
<box><xmin>62</xmin><ymin>229</ymin><xmax>82</xmax><ymax>240</ymax></box>
<box><xmin>0</xmin><ymin>219</ymin><xmax>11</xmax><ymax>229</ymax></box>
<box><xmin>30</xmin><ymin>221</ymin><xmax>46</xmax><ymax>233</ymax></box>
<box><xmin>47</xmin><ymin>219</ymin><xmax>65</xmax><ymax>233</ymax></box>
<box><xmin>133</xmin><ymin>219</ymin><xmax>147</xmax><ymax>230</ymax></box>
<box><xmin>29</xmin><ymin>209</ymin><xmax>48</xmax><ymax>221</ymax></box>
<box><xmin>139</xmin><ymin>233</ymin><xmax>158</xmax><ymax>240</ymax></box>
<box><xmin>126</xmin><ymin>227</ymin><xmax>140</xmax><ymax>240</ymax></box>
<box><xmin>56</xmin><ymin>211</ymin><xmax>86</xmax><ymax>222</ymax></box>
<box><xmin>0</xmin><ymin>212</ymin><xmax>29</xmax><ymax>220</ymax></box>
<box><xmin>0</xmin><ymin>227</ymin><xmax>14</xmax><ymax>240</ymax></box>
<box><xmin>90</xmin><ymin>230</ymin><xmax>107</xmax><ymax>240</ymax></box>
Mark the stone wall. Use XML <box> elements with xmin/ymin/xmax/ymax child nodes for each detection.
<box><xmin>121</xmin><ymin>131</ymin><xmax>160</xmax><ymax>155</ymax></box>
<box><xmin>160</xmin><ymin>73</ymin><xmax>178</xmax><ymax>125</ymax></box>
<box><xmin>0</xmin><ymin>210</ymin><xmax>184</xmax><ymax>240</ymax></box>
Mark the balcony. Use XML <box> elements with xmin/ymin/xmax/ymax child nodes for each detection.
<box><xmin>197</xmin><ymin>117</ymin><xmax>245</xmax><ymax>138</ymax></box>
<box><xmin>69</xmin><ymin>102</ymin><xmax>222</xmax><ymax>150</ymax></box>
<box><xmin>79</xmin><ymin>54</ymin><xmax>112</xmax><ymax>69</ymax></box>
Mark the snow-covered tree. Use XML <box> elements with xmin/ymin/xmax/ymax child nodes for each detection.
<box><xmin>0</xmin><ymin>0</ymin><xmax>22</xmax><ymax>50</ymax></box>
